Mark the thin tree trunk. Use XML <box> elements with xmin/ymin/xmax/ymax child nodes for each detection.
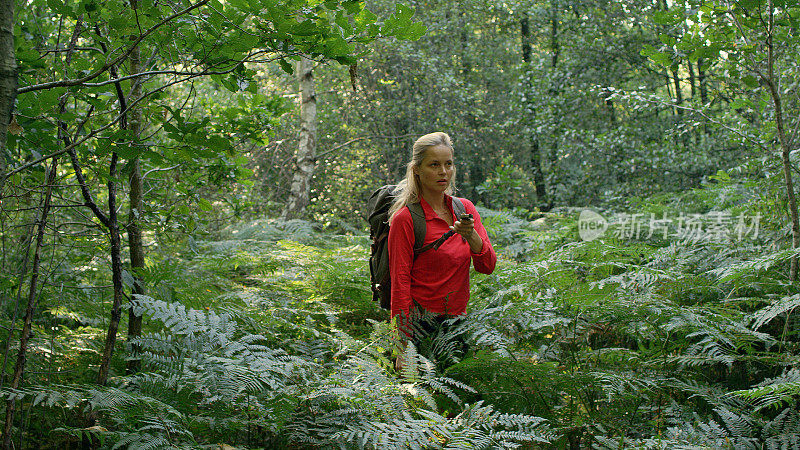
<box><xmin>126</xmin><ymin>159</ymin><xmax>145</xmax><ymax>373</ymax></box>
<box><xmin>520</xmin><ymin>14</ymin><xmax>548</xmax><ymax>208</ymax></box>
<box><xmin>764</xmin><ymin>1</ymin><xmax>799</xmax><ymax>280</ymax></box>
<box><xmin>687</xmin><ymin>58</ymin><xmax>696</xmax><ymax>100</ymax></box>
<box><xmin>283</xmin><ymin>56</ymin><xmax>317</xmax><ymax>219</ymax></box>
<box><xmin>459</xmin><ymin>11</ymin><xmax>470</xmax><ymax>76</ymax></box>
<box><xmin>655</xmin><ymin>0</ymin><xmax>675</xmax><ymax>119</ymax></box>
<box><xmin>697</xmin><ymin>58</ymin><xmax>709</xmax><ymax>134</ymax></box>
<box><xmin>606</xmin><ymin>97</ymin><xmax>616</xmax><ymax>125</ymax></box>
<box><xmin>0</xmin><ymin>220</ymin><xmax>34</xmax><ymax>389</ymax></box>
<box><xmin>97</xmin><ymin>152</ymin><xmax>123</xmax><ymax>386</ymax></box>
<box><xmin>126</xmin><ymin>5</ymin><xmax>145</xmax><ymax>374</ymax></box>
<box><xmin>697</xmin><ymin>58</ymin><xmax>708</xmax><ymax>105</ymax></box>
<box><xmin>521</xmin><ymin>15</ymin><xmax>531</xmax><ymax>62</ymax></box>
<box><xmin>672</xmin><ymin>68</ymin><xmax>683</xmax><ymax>116</ymax></box>
<box><xmin>85</xmin><ymin>21</ymin><xmax>128</xmax><ymax>386</ymax></box>
<box><xmin>543</xmin><ymin>1</ymin><xmax>559</xmax><ymax>211</ymax></box>
<box><xmin>0</xmin><ymin>17</ymin><xmax>80</xmax><ymax>407</ymax></box>
<box><xmin>1</xmin><ymin>155</ymin><xmax>58</xmax><ymax>449</ymax></box>
<box><xmin>0</xmin><ymin>0</ymin><xmax>17</xmax><ymax>196</ymax></box>
<box><xmin>550</xmin><ymin>1</ymin><xmax>559</xmax><ymax>70</ymax></box>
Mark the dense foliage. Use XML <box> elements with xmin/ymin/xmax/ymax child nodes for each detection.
<box><xmin>1</xmin><ymin>0</ymin><xmax>800</xmax><ymax>448</ymax></box>
<box><xmin>5</xmin><ymin>180</ymin><xmax>800</xmax><ymax>447</ymax></box>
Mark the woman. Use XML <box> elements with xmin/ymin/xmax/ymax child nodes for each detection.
<box><xmin>388</xmin><ymin>132</ymin><xmax>496</xmax><ymax>369</ymax></box>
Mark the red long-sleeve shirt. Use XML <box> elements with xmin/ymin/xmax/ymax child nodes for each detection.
<box><xmin>388</xmin><ymin>195</ymin><xmax>496</xmax><ymax>325</ymax></box>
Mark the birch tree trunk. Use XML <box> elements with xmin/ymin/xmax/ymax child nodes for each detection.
<box><xmin>283</xmin><ymin>56</ymin><xmax>317</xmax><ymax>219</ymax></box>
<box><xmin>0</xmin><ymin>0</ymin><xmax>17</xmax><ymax>196</ymax></box>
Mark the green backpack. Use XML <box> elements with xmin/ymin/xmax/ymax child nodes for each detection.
<box><xmin>367</xmin><ymin>185</ymin><xmax>466</xmax><ymax>309</ymax></box>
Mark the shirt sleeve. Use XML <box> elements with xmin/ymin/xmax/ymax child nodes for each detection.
<box><xmin>388</xmin><ymin>208</ymin><xmax>414</xmax><ymax>333</ymax></box>
<box><xmin>464</xmin><ymin>200</ymin><xmax>497</xmax><ymax>274</ymax></box>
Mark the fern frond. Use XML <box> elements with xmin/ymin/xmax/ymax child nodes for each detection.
<box><xmin>731</xmin><ymin>369</ymin><xmax>800</xmax><ymax>412</ymax></box>
<box><xmin>709</xmin><ymin>247</ymin><xmax>800</xmax><ymax>283</ymax></box>
<box><xmin>750</xmin><ymin>293</ymin><xmax>800</xmax><ymax>330</ymax></box>
<box><xmin>763</xmin><ymin>408</ymin><xmax>800</xmax><ymax>450</ymax></box>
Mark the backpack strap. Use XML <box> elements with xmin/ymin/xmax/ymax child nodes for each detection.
<box><xmin>406</xmin><ymin>202</ymin><xmax>426</xmax><ymax>252</ymax></box>
<box><xmin>452</xmin><ymin>197</ymin><xmax>466</xmax><ymax>219</ymax></box>
<box><xmin>413</xmin><ymin>197</ymin><xmax>469</xmax><ymax>254</ymax></box>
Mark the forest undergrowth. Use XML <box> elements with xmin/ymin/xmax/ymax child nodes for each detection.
<box><xmin>3</xmin><ymin>177</ymin><xmax>800</xmax><ymax>449</ymax></box>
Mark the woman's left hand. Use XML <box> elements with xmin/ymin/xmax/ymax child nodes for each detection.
<box><xmin>451</xmin><ymin>218</ymin><xmax>483</xmax><ymax>253</ymax></box>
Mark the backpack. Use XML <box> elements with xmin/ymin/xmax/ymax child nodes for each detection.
<box><xmin>367</xmin><ymin>185</ymin><xmax>466</xmax><ymax>310</ymax></box>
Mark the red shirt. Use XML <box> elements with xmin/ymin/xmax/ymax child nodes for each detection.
<box><xmin>388</xmin><ymin>195</ymin><xmax>496</xmax><ymax>326</ymax></box>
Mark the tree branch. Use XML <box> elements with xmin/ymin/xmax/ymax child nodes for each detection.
<box><xmin>4</xmin><ymin>69</ymin><xmax>216</xmax><ymax>180</ymax></box>
<box><xmin>16</xmin><ymin>0</ymin><xmax>211</xmax><ymax>94</ymax></box>
<box><xmin>316</xmin><ymin>134</ymin><xmax>419</xmax><ymax>159</ymax></box>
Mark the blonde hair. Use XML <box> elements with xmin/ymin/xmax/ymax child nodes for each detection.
<box><xmin>388</xmin><ymin>132</ymin><xmax>456</xmax><ymax>224</ymax></box>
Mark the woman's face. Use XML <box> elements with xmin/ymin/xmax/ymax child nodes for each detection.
<box><xmin>414</xmin><ymin>145</ymin><xmax>454</xmax><ymax>197</ymax></box>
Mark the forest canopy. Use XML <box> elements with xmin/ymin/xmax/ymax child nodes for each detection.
<box><xmin>1</xmin><ymin>0</ymin><xmax>800</xmax><ymax>448</ymax></box>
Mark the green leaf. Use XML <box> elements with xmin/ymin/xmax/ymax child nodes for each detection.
<box><xmin>641</xmin><ymin>46</ymin><xmax>671</xmax><ymax>66</ymax></box>
<box><xmin>324</xmin><ymin>36</ymin><xmax>351</xmax><ymax>56</ymax></box>
<box><xmin>356</xmin><ymin>7</ymin><xmax>377</xmax><ymax>26</ymax></box>
<box><xmin>46</xmin><ymin>0</ymin><xmax>73</xmax><ymax>16</ymax></box>
<box><xmin>229</xmin><ymin>0</ymin><xmax>250</xmax><ymax>11</ymax></box>
<box><xmin>742</xmin><ymin>74</ymin><xmax>758</xmax><ymax>88</ymax></box>
<box><xmin>342</xmin><ymin>0</ymin><xmax>363</xmax><ymax>14</ymax></box>
<box><xmin>366</xmin><ymin>23</ymin><xmax>379</xmax><ymax>37</ymax></box>
<box><xmin>292</xmin><ymin>20</ymin><xmax>319</xmax><ymax>36</ymax></box>
<box><xmin>278</xmin><ymin>59</ymin><xmax>294</xmax><ymax>75</ymax></box>
<box><xmin>335</xmin><ymin>11</ymin><xmax>352</xmax><ymax>36</ymax></box>
<box><xmin>405</xmin><ymin>22</ymin><xmax>426</xmax><ymax>40</ymax></box>
<box><xmin>653</xmin><ymin>9</ymin><xmax>682</xmax><ymax>25</ymax></box>
<box><xmin>659</xmin><ymin>35</ymin><xmax>676</xmax><ymax>46</ymax></box>
<box><xmin>394</xmin><ymin>3</ymin><xmax>414</xmax><ymax>21</ymax></box>
<box><xmin>197</xmin><ymin>198</ymin><xmax>213</xmax><ymax>211</ymax></box>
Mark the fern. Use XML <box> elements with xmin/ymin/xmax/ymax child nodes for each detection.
<box><xmin>2</xmin><ymin>385</ymin><xmax>195</xmax><ymax>448</ymax></box>
<box><xmin>762</xmin><ymin>408</ymin><xmax>800</xmax><ymax>450</ymax></box>
<box><xmin>709</xmin><ymin>247</ymin><xmax>800</xmax><ymax>283</ymax></box>
<box><xmin>731</xmin><ymin>369</ymin><xmax>800</xmax><ymax>412</ymax></box>
<box><xmin>750</xmin><ymin>293</ymin><xmax>800</xmax><ymax>330</ymax></box>
<box><xmin>344</xmin><ymin>401</ymin><xmax>552</xmax><ymax>449</ymax></box>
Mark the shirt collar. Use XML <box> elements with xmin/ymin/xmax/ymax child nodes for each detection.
<box><xmin>418</xmin><ymin>195</ymin><xmax>453</xmax><ymax>221</ymax></box>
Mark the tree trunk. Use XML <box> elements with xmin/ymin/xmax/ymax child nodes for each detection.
<box><xmin>1</xmin><ymin>155</ymin><xmax>58</xmax><ymax>449</ymax></box>
<box><xmin>606</xmin><ymin>97</ymin><xmax>616</xmax><ymax>125</ymax></box>
<box><xmin>764</xmin><ymin>1</ymin><xmax>799</xmax><ymax>281</ymax></box>
<box><xmin>0</xmin><ymin>0</ymin><xmax>17</xmax><ymax>196</ymax></box>
<box><xmin>550</xmin><ymin>1</ymin><xmax>559</xmax><ymax>70</ymax></box>
<box><xmin>283</xmin><ymin>56</ymin><xmax>317</xmax><ymax>219</ymax></box>
<box><xmin>97</xmin><ymin>152</ymin><xmax>124</xmax><ymax>386</ymax></box>
<box><xmin>672</xmin><ymin>67</ymin><xmax>683</xmax><ymax>116</ymax></box>
<box><xmin>126</xmin><ymin>155</ymin><xmax>145</xmax><ymax>374</ymax></box>
<box><xmin>91</xmin><ymin>22</ymin><xmax>127</xmax><ymax>385</ymax></box>
<box><xmin>521</xmin><ymin>14</ymin><xmax>548</xmax><ymax>209</ymax></box>
<box><xmin>521</xmin><ymin>16</ymin><xmax>531</xmax><ymax>62</ymax></box>
<box><xmin>697</xmin><ymin>58</ymin><xmax>708</xmax><ymax>105</ymax></box>
<box><xmin>459</xmin><ymin>11</ymin><xmax>470</xmax><ymax>75</ymax></box>
<box><xmin>126</xmin><ymin>10</ymin><xmax>145</xmax><ymax>374</ymax></box>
